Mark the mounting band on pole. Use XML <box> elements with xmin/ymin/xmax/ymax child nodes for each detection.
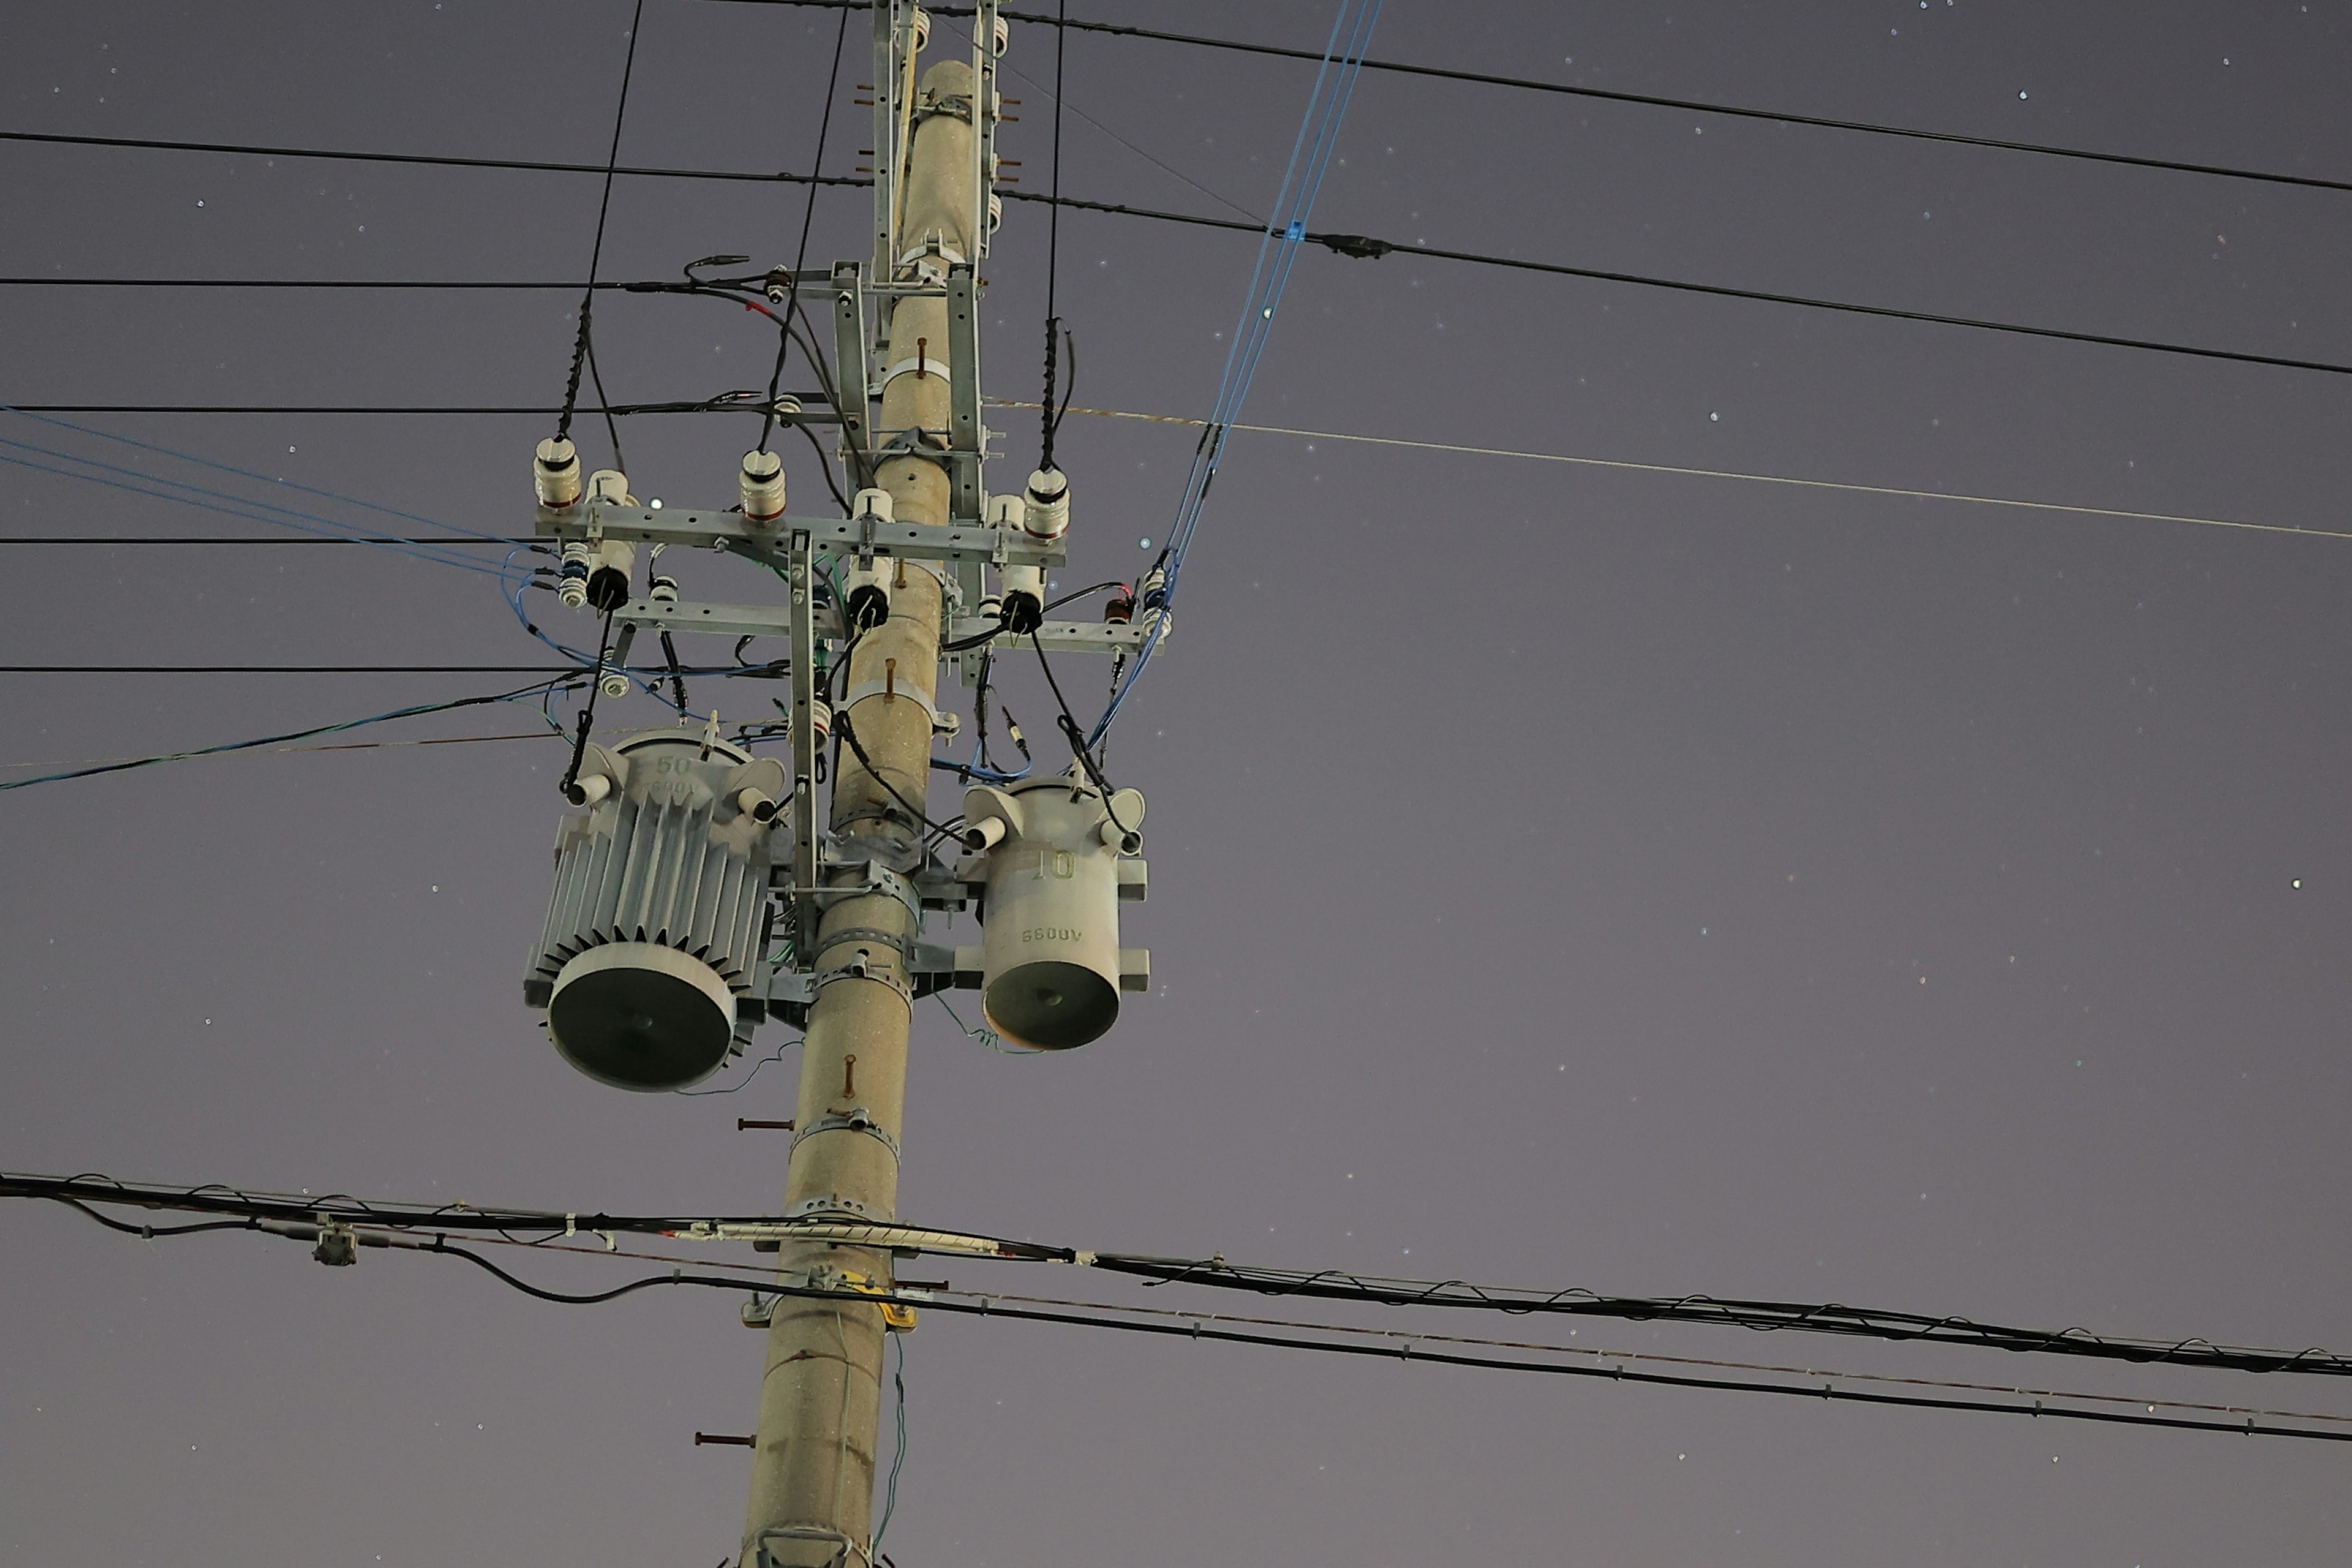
<box><xmin>793</xmin><ymin>1107</ymin><xmax>903</xmax><ymax>1162</ymax></box>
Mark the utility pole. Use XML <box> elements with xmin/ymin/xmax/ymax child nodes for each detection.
<box><xmin>741</xmin><ymin>7</ymin><xmax>977</xmax><ymax>1565</ymax></box>
<box><xmin>522</xmin><ymin>3</ymin><xmax>1147</xmax><ymax>1556</ymax></box>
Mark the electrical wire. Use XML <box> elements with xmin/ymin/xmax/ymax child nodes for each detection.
<box><xmin>832</xmin><ymin>707</ymin><xmax>965</xmax><ymax>842</ymax></box>
<box><xmin>32</xmin><ymin>133</ymin><xmax>2351</xmax><ymax>384</ymax></box>
<box><xmin>6</xmin><ymin>408</ymin><xmax>516</xmax><ymax>544</ymax></box>
<box><xmin>0</xmin><ymin>445</ymin><xmax>521</xmax><ymax>581</ymax></box>
<box><xmin>0</xmin><ymin>676</ymin><xmax>584</xmax><ymax>793</ymax></box>
<box><xmin>760</xmin><ymin>3</ymin><xmax>853</xmax><ymax>457</ymax></box>
<box><xmin>0</xmin><ymin>666</ymin><xmax>582</xmax><ymax>674</ymax></box>
<box><xmin>29</xmin><ymin>1192</ymin><xmax>2351</xmax><ymax>1446</ymax></box>
<box><xmin>25</xmin><ymin>1170</ymin><xmax>2344</xmax><ymax>1381</ymax></box>
<box><xmin>1000</xmin><ymin>398</ymin><xmax>2352</xmax><ymax>545</ymax></box>
<box><xmin>0</xmin><ymin>536</ymin><xmax>531</xmax><ymax>546</ymax></box>
<box><xmin>874</xmin><ymin>1333</ymin><xmax>909</xmax><ymax>1552</ymax></box>
<box><xmin>1037</xmin><ymin>0</ymin><xmax>1070</xmax><ymax>473</ymax></box>
<box><xmin>1085</xmin><ymin>0</ymin><xmax>1384</xmax><ymax>748</ymax></box>
<box><xmin>0</xmin><ymin>731</ymin><xmax>555</xmax><ymax>775</ymax></box>
<box><xmin>672</xmin><ymin>1033</ymin><xmax>806</xmax><ymax>1096</ymax></box>
<box><xmin>711</xmin><ymin>2</ymin><xmax>2352</xmax><ymax>198</ymax></box>
<box><xmin>554</xmin><ymin>0</ymin><xmax>647</xmax><ymax>468</ymax></box>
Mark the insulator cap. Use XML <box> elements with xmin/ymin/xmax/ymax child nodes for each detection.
<box><xmin>740</xmin><ymin>449</ymin><xmax>786</xmax><ymax>524</ymax></box>
<box><xmin>1023</xmin><ymin>468</ymin><xmax>1070</xmax><ymax>541</ymax></box>
<box><xmin>535</xmin><ymin>438</ymin><xmax>584</xmax><ymax>509</ymax></box>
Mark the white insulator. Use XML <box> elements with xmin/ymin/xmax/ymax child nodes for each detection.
<box><xmin>587</xmin><ymin>469</ymin><xmax>631</xmax><ymax>507</ymax></box>
<box><xmin>1022</xmin><ymin>468</ymin><xmax>1069</xmax><ymax>541</ymax></box>
<box><xmin>535</xmin><ymin>437</ymin><xmax>582</xmax><ymax>509</ymax></box>
<box><xmin>992</xmin><ymin>15</ymin><xmax>1009</xmax><ymax>55</ymax></box>
<box><xmin>987</xmin><ymin>192</ymin><xmax>1003</xmax><ymax>235</ymax></box>
<box><xmin>986</xmin><ymin>494</ymin><xmax>1021</xmax><ymax>529</ymax></box>
<box><xmin>564</xmin><ymin>773</ymin><xmax>611</xmax><ymax>809</ymax></box>
<box><xmin>650</xmin><ymin>574</ymin><xmax>679</xmax><ymax>604</ymax></box>
<box><xmin>558</xmin><ymin>541</ymin><xmax>594</xmax><ymax>609</ymax></box>
<box><xmin>740</xmin><ymin>449</ymin><xmax>786</xmax><ymax>524</ymax></box>
<box><xmin>808</xmin><ymin>695</ymin><xmax>833</xmax><ymax>747</ymax></box>
<box><xmin>853</xmin><ymin>487</ymin><xmax>896</xmax><ymax>524</ymax></box>
<box><xmin>909</xmin><ymin>7</ymin><xmax>929</xmax><ymax>49</ymax></box>
<box><xmin>599</xmin><ymin>670</ymin><xmax>631</xmax><ymax>699</ymax></box>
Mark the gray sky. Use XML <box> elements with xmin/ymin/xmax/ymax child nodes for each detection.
<box><xmin>4</xmin><ymin>2</ymin><xmax>2349</xmax><ymax>1564</ymax></box>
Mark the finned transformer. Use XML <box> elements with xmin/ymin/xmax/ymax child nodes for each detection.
<box><xmin>524</xmin><ymin>731</ymin><xmax>781</xmax><ymax>1091</ymax></box>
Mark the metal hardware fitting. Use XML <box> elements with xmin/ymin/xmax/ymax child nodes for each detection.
<box><xmin>793</xmin><ymin>1107</ymin><xmax>903</xmax><ymax>1161</ymax></box>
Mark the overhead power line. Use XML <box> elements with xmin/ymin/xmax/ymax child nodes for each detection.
<box><xmin>0</xmin><ymin>536</ymin><xmax>532</xmax><ymax>546</ymax></box>
<box><xmin>24</xmin><ymin>1182</ymin><xmax>2352</xmax><ymax>1446</ymax></box>
<box><xmin>11</xmin><ymin>132</ymin><xmax>2345</xmax><ymax>378</ymax></box>
<box><xmin>0</xmin><ymin>679</ymin><xmax>580</xmax><ymax>793</ymax></box>
<box><xmin>12</xmin><ymin>1172</ymin><xmax>2346</xmax><ymax>1380</ymax></box>
<box><xmin>0</xmin><ymin>665</ymin><xmax>582</xmax><ymax>674</ymax></box>
<box><xmin>713</xmin><ymin>0</ymin><xmax>2352</xmax><ymax>196</ymax></box>
<box><xmin>996</xmin><ymin>399</ymin><xmax>2352</xmax><ymax>545</ymax></box>
<box><xmin>0</xmin><ymin>127</ymin><xmax>861</xmax><ymax>188</ymax></box>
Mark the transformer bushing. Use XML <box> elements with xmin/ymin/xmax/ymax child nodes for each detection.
<box><xmin>524</xmin><ymin>731</ymin><xmax>782</xmax><ymax>1090</ymax></box>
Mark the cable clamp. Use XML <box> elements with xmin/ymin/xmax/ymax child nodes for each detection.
<box><xmin>813</xmin><ymin>952</ymin><xmax>914</xmax><ymax>1008</ymax></box>
<box><xmin>810</xmin><ymin>924</ymin><xmax>914</xmax><ymax>960</ymax></box>
<box><xmin>841</xmin><ymin>676</ymin><xmax>942</xmax><ymax>730</ymax></box>
<box><xmin>879</xmin><ymin>354</ymin><xmax>954</xmax><ymax>390</ymax></box>
<box><xmin>812</xmin><ymin>861</ymin><xmax>923</xmax><ymax>921</ymax></box>
<box><xmin>792</xmin><ymin>1107</ymin><xmax>903</xmax><ymax>1163</ymax></box>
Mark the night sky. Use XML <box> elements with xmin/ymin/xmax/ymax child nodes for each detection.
<box><xmin>5</xmin><ymin>3</ymin><xmax>2350</xmax><ymax>1564</ymax></box>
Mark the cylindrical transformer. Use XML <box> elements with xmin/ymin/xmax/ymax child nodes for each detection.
<box><xmin>524</xmin><ymin>731</ymin><xmax>783</xmax><ymax>1090</ymax></box>
<box><xmin>964</xmin><ymin>777</ymin><xmax>1147</xmax><ymax>1050</ymax></box>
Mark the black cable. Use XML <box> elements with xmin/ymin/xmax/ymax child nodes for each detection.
<box><xmin>992</xmin><ymin>188</ymin><xmax>2352</xmax><ymax>380</ymax></box>
<box><xmin>52</xmin><ymin>1196</ymin><xmax>259</xmax><ymax>1239</ymax></box>
<box><xmin>0</xmin><ymin>676</ymin><xmax>584</xmax><ymax>793</ymax></box>
<box><xmin>560</xmin><ymin>609</ymin><xmax>617</xmax><ymax>799</ymax></box>
<box><xmin>760</xmin><ymin>4</ymin><xmax>853</xmax><ymax>456</ymax></box>
<box><xmin>556</xmin><ymin>0</ymin><xmax>647</xmax><ymax>459</ymax></box>
<box><xmin>23</xmin><ymin>1171</ymin><xmax>2350</xmax><ymax>1382</ymax></box>
<box><xmin>0</xmin><ymin>404</ymin><xmax>821</xmax><ymax>415</ymax></box>
<box><xmin>1042</xmin><ymin>580</ymin><xmax>1126</xmax><ymax>614</ymax></box>
<box><xmin>36</xmin><ymin>1189</ymin><xmax>2351</xmax><ymax>1447</ymax></box>
<box><xmin>1028</xmin><ymin>631</ymin><xmax>1135</xmax><ymax>837</ymax></box>
<box><xmin>0</xmin><ymin>128</ymin><xmax>873</xmax><ymax>188</ymax></box>
<box><xmin>0</xmin><ymin>665</ymin><xmax>584</xmax><ymax>673</ymax></box>
<box><xmin>1084</xmin><ymin>1254</ymin><xmax>2352</xmax><ymax>1379</ymax></box>
<box><xmin>0</xmin><ymin>536</ymin><xmax>533</xmax><ymax>546</ymax></box>
<box><xmin>1038</xmin><ymin>0</ymin><xmax>1069</xmax><ymax>472</ymax></box>
<box><xmin>693</xmin><ymin>3</ymin><xmax>2352</xmax><ymax>199</ymax></box>
<box><xmin>658</xmin><ymin>629</ymin><xmax>692</xmax><ymax>712</ymax></box>
<box><xmin>12</xmin><ymin>166</ymin><xmax>2346</xmax><ymax>377</ymax></box>
<box><xmin>832</xmin><ymin>706</ymin><xmax>965</xmax><ymax>842</ymax></box>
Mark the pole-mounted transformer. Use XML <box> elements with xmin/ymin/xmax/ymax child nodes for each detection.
<box><xmin>523</xmin><ymin>729</ymin><xmax>783</xmax><ymax>1091</ymax></box>
<box><xmin>959</xmin><ymin>778</ymin><xmax>1149</xmax><ymax>1049</ymax></box>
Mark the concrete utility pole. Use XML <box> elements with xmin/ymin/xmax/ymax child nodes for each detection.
<box><xmin>741</xmin><ymin>10</ymin><xmax>976</xmax><ymax>1566</ymax></box>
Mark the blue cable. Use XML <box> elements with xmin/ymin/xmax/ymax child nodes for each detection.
<box><xmin>1088</xmin><ymin>0</ymin><xmax>1384</xmax><ymax>747</ymax></box>
<box><xmin>0</xmin><ymin>447</ymin><xmax>520</xmax><ymax>581</ymax></box>
<box><xmin>2</xmin><ymin>407</ymin><xmax>515</xmax><ymax>544</ymax></box>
